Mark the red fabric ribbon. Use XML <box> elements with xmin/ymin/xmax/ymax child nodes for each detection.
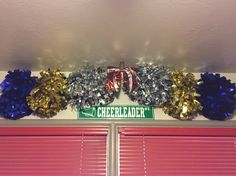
<box><xmin>106</xmin><ymin>62</ymin><xmax>137</xmax><ymax>92</ymax></box>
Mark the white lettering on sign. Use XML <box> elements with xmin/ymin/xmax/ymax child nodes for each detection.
<box><xmin>123</xmin><ymin>107</ymin><xmax>127</xmax><ymax>117</ymax></box>
<box><xmin>97</xmin><ymin>107</ymin><xmax>102</xmax><ymax>117</ymax></box>
<box><xmin>140</xmin><ymin>108</ymin><xmax>145</xmax><ymax>118</ymax></box>
<box><xmin>110</xmin><ymin>107</ymin><xmax>114</xmax><ymax>117</ymax></box>
<box><xmin>96</xmin><ymin>107</ymin><xmax>146</xmax><ymax>118</ymax></box>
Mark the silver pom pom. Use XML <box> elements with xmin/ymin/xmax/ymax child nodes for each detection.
<box><xmin>128</xmin><ymin>64</ymin><xmax>172</xmax><ymax>107</ymax></box>
<box><xmin>67</xmin><ymin>65</ymin><xmax>115</xmax><ymax>110</ymax></box>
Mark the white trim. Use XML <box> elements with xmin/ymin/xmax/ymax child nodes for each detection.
<box><xmin>117</xmin><ymin>132</ymin><xmax>120</xmax><ymax>176</ymax></box>
<box><xmin>0</xmin><ymin>119</ymin><xmax>236</xmax><ymax>127</ymax></box>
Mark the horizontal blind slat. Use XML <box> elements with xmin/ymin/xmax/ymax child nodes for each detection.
<box><xmin>119</xmin><ymin>127</ymin><xmax>236</xmax><ymax>136</ymax></box>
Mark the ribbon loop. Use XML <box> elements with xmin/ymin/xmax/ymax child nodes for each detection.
<box><xmin>106</xmin><ymin>62</ymin><xmax>137</xmax><ymax>93</ymax></box>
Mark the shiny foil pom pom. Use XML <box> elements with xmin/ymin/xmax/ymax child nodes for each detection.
<box><xmin>163</xmin><ymin>71</ymin><xmax>202</xmax><ymax>120</ymax></box>
<box><xmin>197</xmin><ymin>73</ymin><xmax>236</xmax><ymax>120</ymax></box>
<box><xmin>0</xmin><ymin>70</ymin><xmax>37</xmax><ymax>119</ymax></box>
<box><xmin>128</xmin><ymin>64</ymin><xmax>172</xmax><ymax>107</ymax></box>
<box><xmin>0</xmin><ymin>94</ymin><xmax>34</xmax><ymax>120</ymax></box>
<box><xmin>67</xmin><ymin>65</ymin><xmax>115</xmax><ymax>110</ymax></box>
<box><xmin>0</xmin><ymin>70</ymin><xmax>37</xmax><ymax>97</ymax></box>
<box><xmin>27</xmin><ymin>69</ymin><xmax>68</xmax><ymax>118</ymax></box>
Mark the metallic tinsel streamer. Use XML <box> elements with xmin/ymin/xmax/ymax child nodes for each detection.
<box><xmin>163</xmin><ymin>71</ymin><xmax>202</xmax><ymax>120</ymax></box>
<box><xmin>0</xmin><ymin>70</ymin><xmax>37</xmax><ymax>119</ymax></box>
<box><xmin>128</xmin><ymin>64</ymin><xmax>172</xmax><ymax>107</ymax></box>
<box><xmin>27</xmin><ymin>69</ymin><xmax>68</xmax><ymax>118</ymax></box>
<box><xmin>67</xmin><ymin>65</ymin><xmax>115</xmax><ymax>110</ymax></box>
<box><xmin>197</xmin><ymin>72</ymin><xmax>236</xmax><ymax>120</ymax></box>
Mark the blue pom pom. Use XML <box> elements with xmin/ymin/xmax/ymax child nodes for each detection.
<box><xmin>197</xmin><ymin>72</ymin><xmax>236</xmax><ymax>120</ymax></box>
<box><xmin>0</xmin><ymin>70</ymin><xmax>37</xmax><ymax>97</ymax></box>
<box><xmin>0</xmin><ymin>70</ymin><xmax>37</xmax><ymax>119</ymax></box>
<box><xmin>0</xmin><ymin>94</ymin><xmax>33</xmax><ymax>120</ymax></box>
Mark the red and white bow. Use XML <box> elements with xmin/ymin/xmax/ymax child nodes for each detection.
<box><xmin>106</xmin><ymin>62</ymin><xmax>137</xmax><ymax>93</ymax></box>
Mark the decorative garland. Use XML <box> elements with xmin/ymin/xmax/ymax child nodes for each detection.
<box><xmin>128</xmin><ymin>64</ymin><xmax>172</xmax><ymax>107</ymax></box>
<box><xmin>27</xmin><ymin>69</ymin><xmax>68</xmax><ymax>118</ymax></box>
<box><xmin>0</xmin><ymin>63</ymin><xmax>235</xmax><ymax>121</ymax></box>
<box><xmin>196</xmin><ymin>73</ymin><xmax>236</xmax><ymax>120</ymax></box>
<box><xmin>0</xmin><ymin>70</ymin><xmax>37</xmax><ymax>119</ymax></box>
<box><xmin>67</xmin><ymin>65</ymin><xmax>116</xmax><ymax>110</ymax></box>
<box><xmin>163</xmin><ymin>71</ymin><xmax>202</xmax><ymax>120</ymax></box>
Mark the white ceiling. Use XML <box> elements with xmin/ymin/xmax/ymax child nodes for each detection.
<box><xmin>0</xmin><ymin>0</ymin><xmax>236</xmax><ymax>72</ymax></box>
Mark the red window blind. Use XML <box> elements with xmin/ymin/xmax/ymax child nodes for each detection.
<box><xmin>0</xmin><ymin>127</ymin><xmax>108</xmax><ymax>176</ymax></box>
<box><xmin>119</xmin><ymin>127</ymin><xmax>236</xmax><ymax>176</ymax></box>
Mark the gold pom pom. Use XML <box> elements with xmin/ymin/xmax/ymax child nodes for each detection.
<box><xmin>163</xmin><ymin>71</ymin><xmax>202</xmax><ymax>120</ymax></box>
<box><xmin>27</xmin><ymin>69</ymin><xmax>67</xmax><ymax>118</ymax></box>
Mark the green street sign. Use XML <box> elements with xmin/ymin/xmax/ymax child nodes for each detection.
<box><xmin>78</xmin><ymin>105</ymin><xmax>154</xmax><ymax>119</ymax></box>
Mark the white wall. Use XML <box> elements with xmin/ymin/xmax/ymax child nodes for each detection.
<box><xmin>0</xmin><ymin>0</ymin><xmax>236</xmax><ymax>72</ymax></box>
